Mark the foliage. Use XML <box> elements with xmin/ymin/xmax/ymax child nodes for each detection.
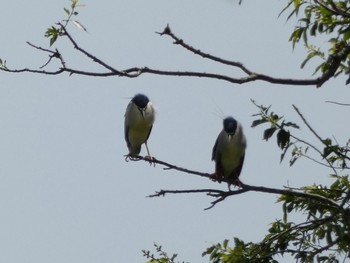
<box><xmin>251</xmin><ymin>99</ymin><xmax>300</xmax><ymax>164</ymax></box>
<box><xmin>45</xmin><ymin>0</ymin><xmax>86</xmax><ymax>46</ymax></box>
<box><xmin>1</xmin><ymin>0</ymin><xmax>350</xmax><ymax>262</ymax></box>
<box><xmin>149</xmin><ymin>101</ymin><xmax>350</xmax><ymax>262</ymax></box>
<box><xmin>201</xmin><ymin>101</ymin><xmax>350</xmax><ymax>262</ymax></box>
<box><xmin>283</xmin><ymin>0</ymin><xmax>350</xmax><ymax>82</ymax></box>
<box><xmin>2</xmin><ymin>0</ymin><xmax>350</xmax><ymax>87</ymax></box>
<box><xmin>201</xmin><ymin>238</ymin><xmax>279</xmax><ymax>263</ymax></box>
<box><xmin>142</xmin><ymin>243</ymin><xmax>187</xmax><ymax>263</ymax></box>
<box><xmin>141</xmin><ymin>97</ymin><xmax>350</xmax><ymax>263</ymax></box>
<box><xmin>251</xmin><ymin>99</ymin><xmax>350</xmax><ymax>169</ymax></box>
<box><xmin>203</xmin><ymin>177</ymin><xmax>350</xmax><ymax>262</ymax></box>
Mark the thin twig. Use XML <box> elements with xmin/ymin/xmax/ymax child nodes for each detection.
<box><xmin>26</xmin><ymin>41</ymin><xmax>56</xmax><ymax>54</ymax></box>
<box><xmin>26</xmin><ymin>41</ymin><xmax>66</xmax><ymax>69</ymax></box>
<box><xmin>59</xmin><ymin>23</ymin><xmax>124</xmax><ymax>75</ymax></box>
<box><xmin>300</xmin><ymin>153</ymin><xmax>345</xmax><ymax>170</ymax></box>
<box><xmin>325</xmin><ymin>100</ymin><xmax>350</xmax><ymax>106</ymax></box>
<box><xmin>156</xmin><ymin>24</ymin><xmax>253</xmax><ymax>75</ymax></box>
<box><xmin>293</xmin><ymin>105</ymin><xmax>324</xmax><ymax>144</ymax></box>
<box><xmin>292</xmin><ymin>105</ymin><xmax>340</xmax><ymax>175</ymax></box>
<box><xmin>294</xmin><ymin>104</ymin><xmax>350</xmax><ymax>163</ymax></box>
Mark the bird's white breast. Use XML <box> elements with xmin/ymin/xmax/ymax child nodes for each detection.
<box><xmin>217</xmin><ymin>125</ymin><xmax>246</xmax><ymax>176</ymax></box>
<box><xmin>125</xmin><ymin>102</ymin><xmax>155</xmax><ymax>145</ymax></box>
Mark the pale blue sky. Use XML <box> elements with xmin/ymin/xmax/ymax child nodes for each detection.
<box><xmin>1</xmin><ymin>0</ymin><xmax>349</xmax><ymax>262</ymax></box>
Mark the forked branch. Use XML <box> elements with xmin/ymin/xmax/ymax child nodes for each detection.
<box><xmin>0</xmin><ymin>24</ymin><xmax>344</xmax><ymax>87</ymax></box>
<box><xmin>127</xmin><ymin>155</ymin><xmax>341</xmax><ymax>210</ymax></box>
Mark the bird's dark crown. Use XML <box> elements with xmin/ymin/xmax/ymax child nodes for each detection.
<box><xmin>132</xmin><ymin>94</ymin><xmax>149</xmax><ymax>108</ymax></box>
<box><xmin>223</xmin><ymin>117</ymin><xmax>238</xmax><ymax>135</ymax></box>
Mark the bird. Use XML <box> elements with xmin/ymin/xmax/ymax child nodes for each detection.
<box><xmin>211</xmin><ymin>116</ymin><xmax>247</xmax><ymax>187</ymax></box>
<box><xmin>124</xmin><ymin>94</ymin><xmax>155</xmax><ymax>158</ymax></box>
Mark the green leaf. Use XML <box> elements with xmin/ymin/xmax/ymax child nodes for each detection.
<box><xmin>270</xmin><ymin>113</ymin><xmax>280</xmax><ymax>122</ymax></box>
<box><xmin>49</xmin><ymin>35</ymin><xmax>58</xmax><ymax>46</ymax></box>
<box><xmin>283</xmin><ymin>122</ymin><xmax>300</xmax><ymax>129</ymax></box>
<box><xmin>301</xmin><ymin>53</ymin><xmax>316</xmax><ymax>69</ymax></box>
<box><xmin>299</xmin><ymin>18</ymin><xmax>310</xmax><ymax>24</ymax></box>
<box><xmin>342</xmin><ymin>28</ymin><xmax>350</xmax><ymax>42</ymax></box>
<box><xmin>323</xmin><ymin>146</ymin><xmax>334</xmax><ymax>158</ymax></box>
<box><xmin>289</xmin><ymin>153</ymin><xmax>299</xmax><ymax>166</ymax></box>
<box><xmin>71</xmin><ymin>0</ymin><xmax>79</xmax><ymax>8</ymax></box>
<box><xmin>45</xmin><ymin>26</ymin><xmax>61</xmax><ymax>46</ymax></box>
<box><xmin>310</xmin><ymin>22</ymin><xmax>318</xmax><ymax>36</ymax></box>
<box><xmin>72</xmin><ymin>20</ymin><xmax>87</xmax><ymax>31</ymax></box>
<box><xmin>293</xmin><ymin>0</ymin><xmax>302</xmax><ymax>15</ymax></box>
<box><xmin>282</xmin><ymin>202</ymin><xmax>288</xmax><ymax>223</ymax></box>
<box><xmin>277</xmin><ymin>129</ymin><xmax>290</xmax><ymax>149</ymax></box>
<box><xmin>280</xmin><ymin>143</ymin><xmax>291</xmax><ymax>163</ymax></box>
<box><xmin>278</xmin><ymin>1</ymin><xmax>293</xmax><ymax>18</ymax></box>
<box><xmin>223</xmin><ymin>239</ymin><xmax>229</xmax><ymax>249</ymax></box>
<box><xmin>251</xmin><ymin>119</ymin><xmax>268</xmax><ymax>127</ymax></box>
<box><xmin>263</xmin><ymin>127</ymin><xmax>276</xmax><ymax>141</ymax></box>
<box><xmin>289</xmin><ymin>27</ymin><xmax>304</xmax><ymax>47</ymax></box>
<box><xmin>318</xmin><ymin>22</ymin><xmax>324</xmax><ymax>33</ymax></box>
<box><xmin>64</xmin><ymin>7</ymin><xmax>70</xmax><ymax>15</ymax></box>
<box><xmin>322</xmin><ymin>138</ymin><xmax>332</xmax><ymax>146</ymax></box>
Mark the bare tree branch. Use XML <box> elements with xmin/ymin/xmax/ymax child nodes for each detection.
<box><xmin>1</xmin><ymin>24</ymin><xmax>347</xmax><ymax>87</ymax></box>
<box><xmin>293</xmin><ymin>104</ymin><xmax>350</xmax><ymax>162</ymax></box>
<box><xmin>126</xmin><ymin>155</ymin><xmax>341</xmax><ymax>210</ymax></box>
<box><xmin>58</xmin><ymin>23</ymin><xmax>124</xmax><ymax>75</ymax></box>
<box><xmin>155</xmin><ymin>24</ymin><xmax>253</xmax><ymax>75</ymax></box>
<box><xmin>125</xmin><ymin>155</ymin><xmax>212</xmax><ymax>178</ymax></box>
<box><xmin>26</xmin><ymin>41</ymin><xmax>66</xmax><ymax>69</ymax></box>
<box><xmin>293</xmin><ymin>105</ymin><xmax>325</xmax><ymax>145</ymax></box>
<box><xmin>155</xmin><ymin>24</ymin><xmax>348</xmax><ymax>88</ymax></box>
<box><xmin>325</xmin><ymin>101</ymin><xmax>350</xmax><ymax>106</ymax></box>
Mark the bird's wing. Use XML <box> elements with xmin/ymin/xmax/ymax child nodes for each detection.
<box><xmin>145</xmin><ymin>125</ymin><xmax>153</xmax><ymax>141</ymax></box>
<box><xmin>124</xmin><ymin>103</ymin><xmax>132</xmax><ymax>148</ymax></box>
<box><xmin>124</xmin><ymin>123</ymin><xmax>131</xmax><ymax>148</ymax></box>
<box><xmin>233</xmin><ymin>154</ymin><xmax>245</xmax><ymax>178</ymax></box>
<box><xmin>211</xmin><ymin>137</ymin><xmax>219</xmax><ymax>161</ymax></box>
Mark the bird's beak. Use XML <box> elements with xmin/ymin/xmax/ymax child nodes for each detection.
<box><xmin>138</xmin><ymin>108</ymin><xmax>146</xmax><ymax>119</ymax></box>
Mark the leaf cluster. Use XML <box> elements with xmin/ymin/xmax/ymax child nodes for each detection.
<box><xmin>202</xmin><ymin>175</ymin><xmax>350</xmax><ymax>262</ymax></box>
<box><xmin>202</xmin><ymin>238</ymin><xmax>278</xmax><ymax>263</ymax></box>
<box><xmin>276</xmin><ymin>176</ymin><xmax>350</xmax><ymax>262</ymax></box>
<box><xmin>322</xmin><ymin>138</ymin><xmax>350</xmax><ymax>168</ymax></box>
<box><xmin>200</xmin><ymin>102</ymin><xmax>350</xmax><ymax>262</ymax></box>
<box><xmin>44</xmin><ymin>0</ymin><xmax>86</xmax><ymax>46</ymax></box>
<box><xmin>251</xmin><ymin>100</ymin><xmax>350</xmax><ymax>170</ymax></box>
<box><xmin>251</xmin><ymin>99</ymin><xmax>300</xmax><ymax>164</ymax></box>
<box><xmin>142</xmin><ymin>243</ymin><xmax>187</xmax><ymax>263</ymax></box>
<box><xmin>143</xmin><ymin>102</ymin><xmax>350</xmax><ymax>262</ymax></box>
<box><xmin>283</xmin><ymin>0</ymin><xmax>350</xmax><ymax>81</ymax></box>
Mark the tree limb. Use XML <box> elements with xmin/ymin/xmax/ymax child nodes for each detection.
<box><xmin>126</xmin><ymin>155</ymin><xmax>341</xmax><ymax>210</ymax></box>
<box><xmin>0</xmin><ymin>24</ymin><xmax>345</xmax><ymax>87</ymax></box>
